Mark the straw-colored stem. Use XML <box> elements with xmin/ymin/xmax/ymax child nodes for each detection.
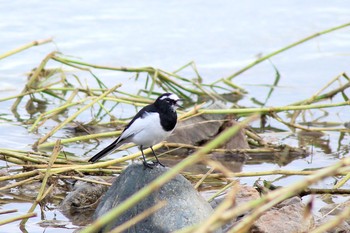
<box><xmin>207</xmin><ymin>180</ymin><xmax>238</xmax><ymax>203</ymax></box>
<box><xmin>193</xmin><ymin>184</ymin><xmax>239</xmax><ymax>233</ymax></box>
<box><xmin>1</xmin><ymin>150</ymin><xmax>49</xmax><ymax>164</ymax></box>
<box><xmin>0</xmin><ymin>213</ymin><xmax>37</xmax><ymax>226</ymax></box>
<box><xmin>30</xmin><ymin>89</ymin><xmax>79</xmax><ymax>132</ymax></box>
<box><xmin>11</xmin><ymin>51</ymin><xmax>56</xmax><ymax>111</ymax></box>
<box><xmin>0</xmin><ymin>86</ymin><xmax>54</xmax><ymax>102</ymax></box>
<box><xmin>164</xmin><ymin>142</ymin><xmax>303</xmax><ymax>154</ymax></box>
<box><xmin>194</xmin><ymin>167</ymin><xmax>215</xmax><ymax>189</ymax></box>
<box><xmin>37</xmin><ymin>143</ymin><xmax>164</xmax><ymax>174</ymax></box>
<box><xmin>20</xmin><ymin>140</ymin><xmax>61</xmax><ymax>226</ymax></box>
<box><xmin>333</xmin><ymin>172</ymin><xmax>350</xmax><ymax>189</ymax></box>
<box><xmin>38</xmin><ymin>130</ymin><xmax>122</xmax><ymax>148</ymax></box>
<box><xmin>109</xmin><ymin>201</ymin><xmax>167</xmax><ymax>233</ymax></box>
<box><xmin>199</xmin><ymin>101</ymin><xmax>350</xmax><ymax>115</ymax></box>
<box><xmin>55</xmin><ymin>175</ymin><xmax>112</xmax><ymax>186</ymax></box>
<box><xmin>224</xmin><ymin>157</ymin><xmax>350</xmax><ymax>233</ymax></box>
<box><xmin>0</xmin><ymin>38</ymin><xmax>52</xmax><ymax>60</ymax></box>
<box><xmin>0</xmin><ymin>209</ymin><xmax>17</xmax><ymax>215</ymax></box>
<box><xmin>0</xmin><ymin>175</ymin><xmax>41</xmax><ymax>191</ymax></box>
<box><xmin>36</xmin><ymin>84</ymin><xmax>121</xmax><ymax>145</ymax></box>
<box><xmin>0</xmin><ymin>170</ymin><xmax>39</xmax><ymax>182</ymax></box>
<box><xmin>310</xmin><ymin>206</ymin><xmax>350</xmax><ymax>233</ymax></box>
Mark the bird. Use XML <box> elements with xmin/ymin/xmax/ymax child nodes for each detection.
<box><xmin>88</xmin><ymin>93</ymin><xmax>181</xmax><ymax>168</ymax></box>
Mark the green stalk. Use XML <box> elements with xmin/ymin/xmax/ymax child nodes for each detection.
<box><xmin>224</xmin><ymin>22</ymin><xmax>350</xmax><ymax>81</ymax></box>
<box><xmin>11</xmin><ymin>51</ymin><xmax>56</xmax><ymax>111</ymax></box>
<box><xmin>52</xmin><ymin>55</ymin><xmax>154</xmax><ymax>73</ymax></box>
<box><xmin>38</xmin><ymin>130</ymin><xmax>122</xmax><ymax>148</ymax></box>
<box><xmin>36</xmin><ymin>84</ymin><xmax>121</xmax><ymax>145</ymax></box>
<box><xmin>199</xmin><ymin>101</ymin><xmax>350</xmax><ymax>115</ymax></box>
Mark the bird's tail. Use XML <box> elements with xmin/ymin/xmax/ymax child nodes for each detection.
<box><xmin>88</xmin><ymin>139</ymin><xmax>122</xmax><ymax>163</ymax></box>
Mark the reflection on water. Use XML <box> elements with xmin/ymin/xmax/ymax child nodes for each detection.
<box><xmin>298</xmin><ymin>131</ymin><xmax>331</xmax><ymax>154</ymax></box>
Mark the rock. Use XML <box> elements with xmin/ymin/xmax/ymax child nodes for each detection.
<box><xmin>93</xmin><ymin>163</ymin><xmax>220</xmax><ymax>233</ymax></box>
<box><xmin>0</xmin><ymin>169</ymin><xmax>10</xmax><ymax>187</ymax></box>
<box><xmin>166</xmin><ymin>102</ymin><xmax>249</xmax><ymax>155</ymax></box>
<box><xmin>250</xmin><ymin>197</ymin><xmax>314</xmax><ymax>233</ymax></box>
<box><xmin>220</xmin><ymin>116</ymin><xmax>250</xmax><ymax>150</ymax></box>
<box><xmin>319</xmin><ymin>199</ymin><xmax>350</xmax><ymax>216</ymax></box>
<box><xmin>235</xmin><ymin>185</ymin><xmax>260</xmax><ymax>207</ymax></box>
<box><xmin>210</xmin><ymin>184</ymin><xmax>260</xmax><ymax>210</ymax></box>
<box><xmin>210</xmin><ymin>186</ymin><xmax>315</xmax><ymax>233</ymax></box>
<box><xmin>315</xmin><ymin>216</ymin><xmax>350</xmax><ymax>233</ymax></box>
<box><xmin>209</xmin><ymin>183</ymin><xmax>261</xmax><ymax>231</ymax></box>
<box><xmin>60</xmin><ymin>176</ymin><xmax>109</xmax><ymax>226</ymax></box>
<box><xmin>316</xmin><ymin>199</ymin><xmax>350</xmax><ymax>233</ymax></box>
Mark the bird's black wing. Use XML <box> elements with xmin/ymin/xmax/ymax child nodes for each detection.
<box><xmin>88</xmin><ymin>103</ymin><xmax>157</xmax><ymax>163</ymax></box>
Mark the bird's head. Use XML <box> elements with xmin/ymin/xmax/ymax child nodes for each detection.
<box><xmin>155</xmin><ymin>93</ymin><xmax>182</xmax><ymax>111</ymax></box>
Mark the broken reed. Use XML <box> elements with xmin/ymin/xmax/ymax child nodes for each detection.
<box><xmin>3</xmin><ymin>69</ymin><xmax>349</xmax><ymax>149</ymax></box>
<box><xmin>1</xmin><ymin>30</ymin><xmax>350</xmax><ymax>149</ymax></box>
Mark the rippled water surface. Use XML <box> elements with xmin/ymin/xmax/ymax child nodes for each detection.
<box><xmin>0</xmin><ymin>1</ymin><xmax>350</xmax><ymax>232</ymax></box>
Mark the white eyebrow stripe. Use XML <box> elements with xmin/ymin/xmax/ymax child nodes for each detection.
<box><xmin>160</xmin><ymin>95</ymin><xmax>170</xmax><ymax>100</ymax></box>
<box><xmin>160</xmin><ymin>93</ymin><xmax>179</xmax><ymax>101</ymax></box>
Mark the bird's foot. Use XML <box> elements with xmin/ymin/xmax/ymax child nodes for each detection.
<box><xmin>153</xmin><ymin>160</ymin><xmax>165</xmax><ymax>167</ymax></box>
<box><xmin>143</xmin><ymin>161</ymin><xmax>156</xmax><ymax>169</ymax></box>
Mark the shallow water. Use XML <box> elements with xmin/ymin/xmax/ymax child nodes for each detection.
<box><xmin>0</xmin><ymin>1</ymin><xmax>350</xmax><ymax>232</ymax></box>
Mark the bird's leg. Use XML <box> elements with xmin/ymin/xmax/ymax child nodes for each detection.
<box><xmin>140</xmin><ymin>145</ymin><xmax>155</xmax><ymax>169</ymax></box>
<box><xmin>150</xmin><ymin>146</ymin><xmax>165</xmax><ymax>167</ymax></box>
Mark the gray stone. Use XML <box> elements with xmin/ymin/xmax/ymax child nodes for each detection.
<box><xmin>316</xmin><ymin>199</ymin><xmax>350</xmax><ymax>233</ymax></box>
<box><xmin>60</xmin><ymin>176</ymin><xmax>109</xmax><ymax>226</ymax></box>
<box><xmin>93</xmin><ymin>163</ymin><xmax>219</xmax><ymax>233</ymax></box>
<box><xmin>315</xmin><ymin>216</ymin><xmax>350</xmax><ymax>233</ymax></box>
<box><xmin>210</xmin><ymin>183</ymin><xmax>260</xmax><ymax>210</ymax></box>
<box><xmin>250</xmin><ymin>197</ymin><xmax>315</xmax><ymax>233</ymax></box>
<box><xmin>209</xmin><ymin>183</ymin><xmax>261</xmax><ymax>231</ymax></box>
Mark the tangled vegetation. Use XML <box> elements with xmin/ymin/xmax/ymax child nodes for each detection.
<box><xmin>0</xmin><ymin>22</ymin><xmax>349</xmax><ymax>232</ymax></box>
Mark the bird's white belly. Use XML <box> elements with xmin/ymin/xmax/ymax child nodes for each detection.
<box><xmin>123</xmin><ymin>112</ymin><xmax>174</xmax><ymax>147</ymax></box>
<box><xmin>132</xmin><ymin>126</ymin><xmax>172</xmax><ymax>147</ymax></box>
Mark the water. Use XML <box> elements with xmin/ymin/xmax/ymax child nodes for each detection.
<box><xmin>0</xmin><ymin>1</ymin><xmax>350</xmax><ymax>232</ymax></box>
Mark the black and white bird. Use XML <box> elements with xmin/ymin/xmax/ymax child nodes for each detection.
<box><xmin>88</xmin><ymin>93</ymin><xmax>181</xmax><ymax>168</ymax></box>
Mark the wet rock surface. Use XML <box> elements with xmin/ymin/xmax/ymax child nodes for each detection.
<box><xmin>93</xmin><ymin>163</ymin><xmax>219</xmax><ymax>233</ymax></box>
<box><xmin>316</xmin><ymin>199</ymin><xmax>350</xmax><ymax>233</ymax></box>
<box><xmin>60</xmin><ymin>176</ymin><xmax>109</xmax><ymax>226</ymax></box>
<box><xmin>250</xmin><ymin>196</ymin><xmax>314</xmax><ymax>233</ymax></box>
<box><xmin>211</xmin><ymin>185</ymin><xmax>314</xmax><ymax>233</ymax></box>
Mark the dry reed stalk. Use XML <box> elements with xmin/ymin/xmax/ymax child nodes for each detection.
<box><xmin>0</xmin><ymin>38</ymin><xmax>52</xmax><ymax>60</ymax></box>
<box><xmin>20</xmin><ymin>140</ymin><xmax>61</xmax><ymax>226</ymax></box>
